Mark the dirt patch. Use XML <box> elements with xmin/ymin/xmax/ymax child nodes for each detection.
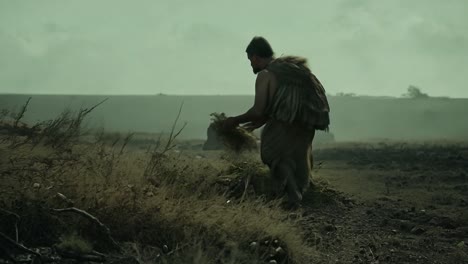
<box><xmin>308</xmin><ymin>142</ymin><xmax>468</xmax><ymax>263</ymax></box>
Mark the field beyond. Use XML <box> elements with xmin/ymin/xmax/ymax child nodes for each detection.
<box><xmin>1</xmin><ymin>121</ymin><xmax>468</xmax><ymax>263</ymax></box>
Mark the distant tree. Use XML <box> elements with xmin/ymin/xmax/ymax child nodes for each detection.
<box><xmin>403</xmin><ymin>85</ymin><xmax>429</xmax><ymax>99</ymax></box>
<box><xmin>335</xmin><ymin>92</ymin><xmax>357</xmax><ymax>97</ymax></box>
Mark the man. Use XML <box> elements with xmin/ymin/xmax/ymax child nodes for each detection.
<box><xmin>223</xmin><ymin>36</ymin><xmax>330</xmax><ymax>208</ymax></box>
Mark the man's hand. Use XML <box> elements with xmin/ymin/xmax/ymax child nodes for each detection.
<box><xmin>222</xmin><ymin>117</ymin><xmax>239</xmax><ymax>131</ymax></box>
<box><xmin>241</xmin><ymin>120</ymin><xmax>266</xmax><ymax>132</ymax></box>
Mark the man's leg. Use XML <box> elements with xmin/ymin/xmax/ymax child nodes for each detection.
<box><xmin>273</xmin><ymin>158</ymin><xmax>303</xmax><ymax>208</ymax></box>
<box><xmin>268</xmin><ymin>159</ymin><xmax>287</xmax><ymax>199</ymax></box>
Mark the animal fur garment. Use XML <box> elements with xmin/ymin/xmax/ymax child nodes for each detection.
<box><xmin>266</xmin><ymin>56</ymin><xmax>330</xmax><ymax>131</ymax></box>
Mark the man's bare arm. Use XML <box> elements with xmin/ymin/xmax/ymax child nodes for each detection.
<box><xmin>232</xmin><ymin>70</ymin><xmax>271</xmax><ymax>125</ymax></box>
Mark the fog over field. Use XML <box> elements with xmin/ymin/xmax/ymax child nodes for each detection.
<box><xmin>1</xmin><ymin>94</ymin><xmax>468</xmax><ymax>142</ymax></box>
<box><xmin>2</xmin><ymin>2</ymin><xmax>468</xmax><ymax>263</ymax></box>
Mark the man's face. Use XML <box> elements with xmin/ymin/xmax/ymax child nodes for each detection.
<box><xmin>248</xmin><ymin>54</ymin><xmax>261</xmax><ymax>74</ymax></box>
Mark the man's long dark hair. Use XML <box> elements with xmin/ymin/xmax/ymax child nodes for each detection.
<box><xmin>246</xmin><ymin>36</ymin><xmax>274</xmax><ymax>58</ymax></box>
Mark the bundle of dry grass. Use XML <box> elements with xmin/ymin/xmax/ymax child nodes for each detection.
<box><xmin>209</xmin><ymin>112</ymin><xmax>258</xmax><ymax>153</ymax></box>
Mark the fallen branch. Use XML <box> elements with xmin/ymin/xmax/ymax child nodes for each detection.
<box><xmin>0</xmin><ymin>231</ymin><xmax>42</xmax><ymax>258</ymax></box>
<box><xmin>56</xmin><ymin>248</ymin><xmax>106</xmax><ymax>263</ymax></box>
<box><xmin>0</xmin><ymin>208</ymin><xmax>20</xmax><ymax>242</ymax></box>
<box><xmin>0</xmin><ymin>208</ymin><xmax>19</xmax><ymax>220</ymax></box>
<box><xmin>51</xmin><ymin>207</ymin><xmax>121</xmax><ymax>252</ymax></box>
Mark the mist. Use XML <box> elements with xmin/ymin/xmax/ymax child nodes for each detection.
<box><xmin>2</xmin><ymin>2</ymin><xmax>468</xmax><ymax>262</ymax></box>
<box><xmin>1</xmin><ymin>0</ymin><xmax>467</xmax><ymax>97</ymax></box>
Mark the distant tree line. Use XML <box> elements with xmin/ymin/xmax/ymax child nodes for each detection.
<box><xmin>333</xmin><ymin>85</ymin><xmax>435</xmax><ymax>99</ymax></box>
<box><xmin>403</xmin><ymin>85</ymin><xmax>429</xmax><ymax>99</ymax></box>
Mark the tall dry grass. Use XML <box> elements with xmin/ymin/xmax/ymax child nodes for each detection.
<box><xmin>0</xmin><ymin>99</ymin><xmax>317</xmax><ymax>263</ymax></box>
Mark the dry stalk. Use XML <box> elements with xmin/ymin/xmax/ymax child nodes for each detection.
<box><xmin>0</xmin><ymin>231</ymin><xmax>42</xmax><ymax>258</ymax></box>
<box><xmin>51</xmin><ymin>207</ymin><xmax>121</xmax><ymax>252</ymax></box>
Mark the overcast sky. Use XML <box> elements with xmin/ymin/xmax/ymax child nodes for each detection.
<box><xmin>1</xmin><ymin>0</ymin><xmax>467</xmax><ymax>97</ymax></box>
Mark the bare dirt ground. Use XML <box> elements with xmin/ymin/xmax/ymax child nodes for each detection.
<box><xmin>1</xmin><ymin>134</ymin><xmax>467</xmax><ymax>263</ymax></box>
<box><xmin>305</xmin><ymin>142</ymin><xmax>468</xmax><ymax>263</ymax></box>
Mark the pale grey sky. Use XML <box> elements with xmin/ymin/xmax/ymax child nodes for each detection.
<box><xmin>1</xmin><ymin>0</ymin><xmax>467</xmax><ymax>97</ymax></box>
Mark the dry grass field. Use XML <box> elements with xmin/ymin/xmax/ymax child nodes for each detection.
<box><xmin>1</xmin><ymin>103</ymin><xmax>467</xmax><ymax>264</ymax></box>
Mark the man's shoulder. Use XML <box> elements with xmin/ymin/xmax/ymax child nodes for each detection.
<box><xmin>256</xmin><ymin>69</ymin><xmax>275</xmax><ymax>81</ymax></box>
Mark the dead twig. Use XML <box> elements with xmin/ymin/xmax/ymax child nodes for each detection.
<box><xmin>239</xmin><ymin>174</ymin><xmax>252</xmax><ymax>204</ymax></box>
<box><xmin>51</xmin><ymin>207</ymin><xmax>121</xmax><ymax>252</ymax></box>
<box><xmin>82</xmin><ymin>98</ymin><xmax>108</xmax><ymax>116</ymax></box>
<box><xmin>0</xmin><ymin>208</ymin><xmax>19</xmax><ymax>220</ymax></box>
<box><xmin>0</xmin><ymin>231</ymin><xmax>42</xmax><ymax>258</ymax></box>
<box><xmin>163</xmin><ymin>101</ymin><xmax>187</xmax><ymax>153</ymax></box>
<box><xmin>0</xmin><ymin>208</ymin><xmax>20</xmax><ymax>242</ymax></box>
<box><xmin>13</xmin><ymin>97</ymin><xmax>31</xmax><ymax>128</ymax></box>
<box><xmin>119</xmin><ymin>132</ymin><xmax>134</xmax><ymax>155</ymax></box>
<box><xmin>56</xmin><ymin>248</ymin><xmax>106</xmax><ymax>262</ymax></box>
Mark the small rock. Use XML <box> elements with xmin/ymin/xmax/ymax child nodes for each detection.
<box><xmin>410</xmin><ymin>227</ymin><xmax>426</xmax><ymax>235</ymax></box>
<box><xmin>457</xmin><ymin>241</ymin><xmax>465</xmax><ymax>248</ymax></box>
<box><xmin>269</xmin><ymin>260</ymin><xmax>277</xmax><ymax>264</ymax></box>
<box><xmin>33</xmin><ymin>183</ymin><xmax>40</xmax><ymax>188</ymax></box>
<box><xmin>391</xmin><ymin>229</ymin><xmax>397</xmax><ymax>235</ymax></box>
<box><xmin>275</xmin><ymin>246</ymin><xmax>286</xmax><ymax>258</ymax></box>
<box><xmin>272</xmin><ymin>239</ymin><xmax>280</xmax><ymax>247</ymax></box>
<box><xmin>146</xmin><ymin>191</ymin><xmax>154</xmax><ymax>197</ymax></box>
<box><xmin>249</xmin><ymin>242</ymin><xmax>257</xmax><ymax>250</ymax></box>
<box><xmin>56</xmin><ymin>192</ymin><xmax>67</xmax><ymax>200</ymax></box>
<box><xmin>162</xmin><ymin>245</ymin><xmax>169</xmax><ymax>253</ymax></box>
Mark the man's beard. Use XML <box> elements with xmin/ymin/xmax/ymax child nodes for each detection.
<box><xmin>252</xmin><ymin>67</ymin><xmax>261</xmax><ymax>74</ymax></box>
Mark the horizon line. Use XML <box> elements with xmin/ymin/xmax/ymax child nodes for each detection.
<box><xmin>0</xmin><ymin>92</ymin><xmax>464</xmax><ymax>99</ymax></box>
